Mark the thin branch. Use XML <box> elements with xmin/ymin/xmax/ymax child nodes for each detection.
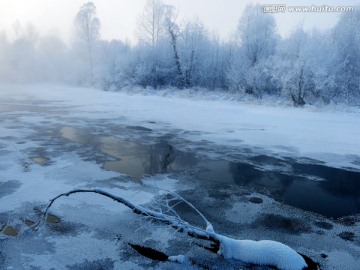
<box><xmin>163</xmin><ymin>197</ymin><xmax>182</xmax><ymax>219</ymax></box>
<box><xmin>161</xmin><ymin>190</ymin><xmax>214</xmax><ymax>232</ymax></box>
<box><xmin>35</xmin><ymin>189</ymin><xmax>220</xmax><ymax>247</ymax></box>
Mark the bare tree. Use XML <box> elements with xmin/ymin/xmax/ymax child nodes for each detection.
<box><xmin>74</xmin><ymin>2</ymin><xmax>100</xmax><ymax>84</ymax></box>
<box><xmin>137</xmin><ymin>0</ymin><xmax>165</xmax><ymax>46</ymax></box>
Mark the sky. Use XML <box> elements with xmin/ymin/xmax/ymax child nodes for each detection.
<box><xmin>0</xmin><ymin>0</ymin><xmax>359</xmax><ymax>44</ymax></box>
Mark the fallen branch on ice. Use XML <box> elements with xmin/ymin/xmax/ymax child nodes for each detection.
<box><xmin>36</xmin><ymin>189</ymin><xmax>317</xmax><ymax>270</ymax></box>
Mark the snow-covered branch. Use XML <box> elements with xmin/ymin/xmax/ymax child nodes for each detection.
<box><xmin>36</xmin><ymin>189</ymin><xmax>316</xmax><ymax>270</ymax></box>
<box><xmin>36</xmin><ymin>189</ymin><xmax>220</xmax><ymax>245</ymax></box>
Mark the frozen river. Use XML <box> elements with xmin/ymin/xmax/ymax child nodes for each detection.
<box><xmin>0</xmin><ymin>85</ymin><xmax>359</xmax><ymax>269</ymax></box>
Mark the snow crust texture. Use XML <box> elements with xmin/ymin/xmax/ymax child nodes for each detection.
<box><xmin>219</xmin><ymin>236</ymin><xmax>307</xmax><ymax>270</ymax></box>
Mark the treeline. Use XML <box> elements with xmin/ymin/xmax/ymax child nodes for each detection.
<box><xmin>0</xmin><ymin>1</ymin><xmax>359</xmax><ymax>106</ymax></box>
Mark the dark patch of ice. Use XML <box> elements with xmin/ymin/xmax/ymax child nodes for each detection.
<box><xmin>249</xmin><ymin>197</ymin><xmax>263</xmax><ymax>204</ymax></box>
<box><xmin>67</xmin><ymin>258</ymin><xmax>115</xmax><ymax>270</ymax></box>
<box><xmin>0</xmin><ymin>180</ymin><xmax>22</xmax><ymax>198</ymax></box>
<box><xmin>126</xmin><ymin>126</ymin><xmax>153</xmax><ymax>132</ymax></box>
<box><xmin>47</xmin><ymin>221</ymin><xmax>89</xmax><ymax>237</ymax></box>
<box><xmin>254</xmin><ymin>214</ymin><xmax>312</xmax><ymax>235</ymax></box>
<box><xmin>338</xmin><ymin>231</ymin><xmax>355</xmax><ymax>241</ymax></box>
<box><xmin>129</xmin><ymin>243</ymin><xmax>168</xmax><ymax>261</ymax></box>
<box><xmin>314</xmin><ymin>221</ymin><xmax>333</xmax><ymax>230</ymax></box>
<box><xmin>337</xmin><ymin>216</ymin><xmax>359</xmax><ymax>226</ymax></box>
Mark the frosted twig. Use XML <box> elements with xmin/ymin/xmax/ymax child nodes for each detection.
<box><xmin>35</xmin><ymin>189</ymin><xmax>220</xmax><ymax>246</ymax></box>
<box><xmin>159</xmin><ymin>189</ymin><xmax>215</xmax><ymax>232</ymax></box>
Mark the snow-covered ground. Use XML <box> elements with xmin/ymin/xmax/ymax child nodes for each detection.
<box><xmin>0</xmin><ymin>84</ymin><xmax>359</xmax><ymax>270</ymax></box>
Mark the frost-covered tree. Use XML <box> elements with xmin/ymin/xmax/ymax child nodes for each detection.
<box><xmin>131</xmin><ymin>0</ymin><xmax>180</xmax><ymax>88</ymax></box>
<box><xmin>274</xmin><ymin>26</ymin><xmax>334</xmax><ymax>106</ymax></box>
<box><xmin>226</xmin><ymin>40</ymin><xmax>248</xmax><ymax>92</ymax></box>
<box><xmin>93</xmin><ymin>39</ymin><xmax>131</xmax><ymax>90</ymax></box>
<box><xmin>74</xmin><ymin>2</ymin><xmax>100</xmax><ymax>85</ymax></box>
<box><xmin>126</xmin><ymin>35</ymin><xmax>176</xmax><ymax>88</ymax></box>
<box><xmin>178</xmin><ymin>20</ymin><xmax>228</xmax><ymax>90</ymax></box>
<box><xmin>134</xmin><ymin>3</ymin><xmax>228</xmax><ymax>90</ymax></box>
<box><xmin>330</xmin><ymin>7</ymin><xmax>360</xmax><ymax>104</ymax></box>
<box><xmin>205</xmin><ymin>34</ymin><xmax>229</xmax><ymax>90</ymax></box>
<box><xmin>74</xmin><ymin>2</ymin><xmax>100</xmax><ymax>48</ymax></box>
<box><xmin>1</xmin><ymin>1</ymin><xmax>358</xmax><ymax>108</ymax></box>
<box><xmin>276</xmin><ymin>28</ymin><xmax>312</xmax><ymax>106</ymax></box>
<box><xmin>179</xmin><ymin>19</ymin><xmax>209</xmax><ymax>87</ymax></box>
<box><xmin>226</xmin><ymin>4</ymin><xmax>278</xmax><ymax>95</ymax></box>
<box><xmin>164</xmin><ymin>5</ymin><xmax>184</xmax><ymax>88</ymax></box>
<box><xmin>238</xmin><ymin>4</ymin><xmax>277</xmax><ymax>67</ymax></box>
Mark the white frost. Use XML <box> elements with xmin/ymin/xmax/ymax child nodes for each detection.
<box><xmin>218</xmin><ymin>236</ymin><xmax>307</xmax><ymax>270</ymax></box>
<box><xmin>168</xmin><ymin>255</ymin><xmax>186</xmax><ymax>263</ymax></box>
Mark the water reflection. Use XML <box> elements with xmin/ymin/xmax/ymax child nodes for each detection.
<box><xmin>226</xmin><ymin>161</ymin><xmax>360</xmax><ymax>218</ymax></box>
<box><xmin>103</xmin><ymin>141</ymin><xmax>197</xmax><ymax>177</ymax></box>
<box><xmin>60</xmin><ymin>126</ymin><xmax>360</xmax><ymax>218</ymax></box>
<box><xmin>61</xmin><ymin>127</ymin><xmax>99</xmax><ymax>145</ymax></box>
<box><xmin>61</xmin><ymin>127</ymin><xmax>197</xmax><ymax>178</ymax></box>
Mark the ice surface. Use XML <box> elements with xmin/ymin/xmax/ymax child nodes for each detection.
<box><xmin>1</xmin><ymin>84</ymin><xmax>358</xmax><ymax>170</ymax></box>
<box><xmin>0</xmin><ymin>151</ymin><xmax>119</xmax><ymax>212</ymax></box>
<box><xmin>0</xmin><ymin>84</ymin><xmax>359</xmax><ymax>270</ymax></box>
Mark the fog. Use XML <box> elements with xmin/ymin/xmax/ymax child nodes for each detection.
<box><xmin>0</xmin><ymin>0</ymin><xmax>359</xmax><ymax>105</ymax></box>
<box><xmin>1</xmin><ymin>0</ymin><xmax>358</xmax><ymax>43</ymax></box>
